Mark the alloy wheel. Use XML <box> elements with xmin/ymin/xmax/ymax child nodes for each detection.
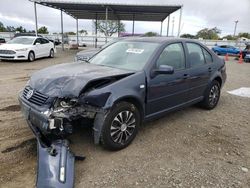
<box><xmin>209</xmin><ymin>85</ymin><xmax>219</xmax><ymax>106</ymax></box>
<box><xmin>110</xmin><ymin>110</ymin><xmax>136</xmax><ymax>144</ymax></box>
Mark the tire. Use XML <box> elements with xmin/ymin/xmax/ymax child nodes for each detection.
<box><xmin>200</xmin><ymin>80</ymin><xmax>221</xmax><ymax>110</ymax></box>
<box><xmin>49</xmin><ymin>49</ymin><xmax>54</xmax><ymax>58</ymax></box>
<box><xmin>215</xmin><ymin>51</ymin><xmax>220</xmax><ymax>55</ymax></box>
<box><xmin>100</xmin><ymin>102</ymin><xmax>140</xmax><ymax>151</ymax></box>
<box><xmin>28</xmin><ymin>51</ymin><xmax>35</xmax><ymax>62</ymax></box>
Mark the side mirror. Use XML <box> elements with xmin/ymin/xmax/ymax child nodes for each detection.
<box><xmin>151</xmin><ymin>65</ymin><xmax>174</xmax><ymax>77</ymax></box>
<box><xmin>35</xmin><ymin>42</ymin><xmax>41</xmax><ymax>45</ymax></box>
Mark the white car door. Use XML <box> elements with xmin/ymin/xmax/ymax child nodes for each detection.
<box><xmin>33</xmin><ymin>38</ymin><xmax>43</xmax><ymax>58</ymax></box>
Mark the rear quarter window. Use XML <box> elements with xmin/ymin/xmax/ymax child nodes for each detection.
<box><xmin>202</xmin><ymin>48</ymin><xmax>213</xmax><ymax>63</ymax></box>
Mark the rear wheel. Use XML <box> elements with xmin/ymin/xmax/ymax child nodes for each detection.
<box><xmin>200</xmin><ymin>80</ymin><xmax>221</xmax><ymax>110</ymax></box>
<box><xmin>28</xmin><ymin>51</ymin><xmax>35</xmax><ymax>62</ymax></box>
<box><xmin>100</xmin><ymin>102</ymin><xmax>140</xmax><ymax>150</ymax></box>
<box><xmin>49</xmin><ymin>49</ymin><xmax>54</xmax><ymax>58</ymax></box>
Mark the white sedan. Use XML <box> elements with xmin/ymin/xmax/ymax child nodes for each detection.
<box><xmin>0</xmin><ymin>36</ymin><xmax>55</xmax><ymax>62</ymax></box>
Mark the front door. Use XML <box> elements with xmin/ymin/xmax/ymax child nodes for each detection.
<box><xmin>146</xmin><ymin>42</ymin><xmax>189</xmax><ymax>116</ymax></box>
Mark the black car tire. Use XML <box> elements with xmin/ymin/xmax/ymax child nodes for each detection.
<box><xmin>100</xmin><ymin>102</ymin><xmax>140</xmax><ymax>151</ymax></box>
<box><xmin>49</xmin><ymin>49</ymin><xmax>54</xmax><ymax>58</ymax></box>
<box><xmin>200</xmin><ymin>80</ymin><xmax>221</xmax><ymax>110</ymax></box>
<box><xmin>28</xmin><ymin>51</ymin><xmax>35</xmax><ymax>62</ymax></box>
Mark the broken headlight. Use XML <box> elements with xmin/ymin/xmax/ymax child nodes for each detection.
<box><xmin>54</xmin><ymin>98</ymin><xmax>78</xmax><ymax>109</ymax></box>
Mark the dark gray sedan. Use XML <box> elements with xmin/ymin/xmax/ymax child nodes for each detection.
<box><xmin>19</xmin><ymin>37</ymin><xmax>226</xmax><ymax>150</ymax></box>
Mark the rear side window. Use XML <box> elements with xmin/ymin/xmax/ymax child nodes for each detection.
<box><xmin>186</xmin><ymin>43</ymin><xmax>205</xmax><ymax>67</ymax></box>
<box><xmin>156</xmin><ymin>43</ymin><xmax>185</xmax><ymax>70</ymax></box>
<box><xmin>202</xmin><ymin>48</ymin><xmax>213</xmax><ymax>63</ymax></box>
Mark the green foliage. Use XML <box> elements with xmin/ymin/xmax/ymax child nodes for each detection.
<box><xmin>180</xmin><ymin>33</ymin><xmax>196</xmax><ymax>39</ymax></box>
<box><xmin>79</xmin><ymin>29</ymin><xmax>88</xmax><ymax>35</ymax></box>
<box><xmin>196</xmin><ymin>27</ymin><xmax>221</xmax><ymax>40</ymax></box>
<box><xmin>15</xmin><ymin>26</ymin><xmax>27</xmax><ymax>33</ymax></box>
<box><xmin>95</xmin><ymin>20</ymin><xmax>125</xmax><ymax>36</ymax></box>
<box><xmin>238</xmin><ymin>32</ymin><xmax>250</xmax><ymax>39</ymax></box>
<box><xmin>223</xmin><ymin>35</ymin><xmax>237</xmax><ymax>40</ymax></box>
<box><xmin>38</xmin><ymin>26</ymin><xmax>49</xmax><ymax>34</ymax></box>
<box><xmin>0</xmin><ymin>22</ymin><xmax>6</xmax><ymax>32</ymax></box>
<box><xmin>66</xmin><ymin>31</ymin><xmax>76</xmax><ymax>35</ymax></box>
<box><xmin>144</xmin><ymin>32</ymin><xmax>158</xmax><ymax>37</ymax></box>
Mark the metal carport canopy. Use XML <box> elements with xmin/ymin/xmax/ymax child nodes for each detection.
<box><xmin>30</xmin><ymin>0</ymin><xmax>181</xmax><ymax>21</ymax></box>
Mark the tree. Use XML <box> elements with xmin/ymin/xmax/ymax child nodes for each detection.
<box><xmin>38</xmin><ymin>26</ymin><xmax>49</xmax><ymax>34</ymax></box>
<box><xmin>0</xmin><ymin>22</ymin><xmax>6</xmax><ymax>32</ymax></box>
<box><xmin>6</xmin><ymin>26</ymin><xmax>16</xmax><ymax>32</ymax></box>
<box><xmin>196</xmin><ymin>27</ymin><xmax>221</xmax><ymax>40</ymax></box>
<box><xmin>95</xmin><ymin>20</ymin><xmax>125</xmax><ymax>36</ymax></box>
<box><xmin>144</xmin><ymin>32</ymin><xmax>158</xmax><ymax>37</ymax></box>
<box><xmin>180</xmin><ymin>33</ymin><xmax>196</xmax><ymax>39</ymax></box>
<box><xmin>238</xmin><ymin>32</ymin><xmax>250</xmax><ymax>39</ymax></box>
<box><xmin>15</xmin><ymin>26</ymin><xmax>27</xmax><ymax>33</ymax></box>
<box><xmin>79</xmin><ymin>29</ymin><xmax>88</xmax><ymax>35</ymax></box>
<box><xmin>66</xmin><ymin>31</ymin><xmax>76</xmax><ymax>35</ymax></box>
<box><xmin>223</xmin><ymin>35</ymin><xmax>237</xmax><ymax>40</ymax></box>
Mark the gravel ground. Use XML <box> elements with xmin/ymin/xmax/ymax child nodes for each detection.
<box><xmin>0</xmin><ymin>50</ymin><xmax>249</xmax><ymax>188</ymax></box>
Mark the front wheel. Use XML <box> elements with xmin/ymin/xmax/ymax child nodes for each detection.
<box><xmin>200</xmin><ymin>80</ymin><xmax>221</xmax><ymax>110</ymax></box>
<box><xmin>100</xmin><ymin>102</ymin><xmax>140</xmax><ymax>151</ymax></box>
<box><xmin>28</xmin><ymin>51</ymin><xmax>35</xmax><ymax>62</ymax></box>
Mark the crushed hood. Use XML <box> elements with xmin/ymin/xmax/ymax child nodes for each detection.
<box><xmin>29</xmin><ymin>62</ymin><xmax>133</xmax><ymax>97</ymax></box>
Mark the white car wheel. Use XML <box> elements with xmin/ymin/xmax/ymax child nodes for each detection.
<box><xmin>49</xmin><ymin>49</ymin><xmax>54</xmax><ymax>58</ymax></box>
<box><xmin>28</xmin><ymin>51</ymin><xmax>35</xmax><ymax>62</ymax></box>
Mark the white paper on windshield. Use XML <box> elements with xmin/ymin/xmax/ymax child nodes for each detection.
<box><xmin>227</xmin><ymin>87</ymin><xmax>250</xmax><ymax>98</ymax></box>
<box><xmin>126</xmin><ymin>48</ymin><xmax>144</xmax><ymax>54</ymax></box>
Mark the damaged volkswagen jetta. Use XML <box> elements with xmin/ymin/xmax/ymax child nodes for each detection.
<box><xmin>18</xmin><ymin>37</ymin><xmax>226</xmax><ymax>187</ymax></box>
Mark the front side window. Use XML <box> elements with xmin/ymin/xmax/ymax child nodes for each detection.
<box><xmin>186</xmin><ymin>43</ymin><xmax>205</xmax><ymax>67</ymax></box>
<box><xmin>90</xmin><ymin>41</ymin><xmax>159</xmax><ymax>71</ymax></box>
<box><xmin>156</xmin><ymin>43</ymin><xmax>185</xmax><ymax>70</ymax></box>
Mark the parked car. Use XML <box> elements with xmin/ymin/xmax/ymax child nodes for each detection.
<box><xmin>242</xmin><ymin>42</ymin><xmax>250</xmax><ymax>59</ymax></box>
<box><xmin>212</xmin><ymin>45</ymin><xmax>240</xmax><ymax>55</ymax></box>
<box><xmin>75</xmin><ymin>38</ymin><xmax>122</xmax><ymax>62</ymax></box>
<box><xmin>0</xmin><ymin>38</ymin><xmax>6</xmax><ymax>45</ymax></box>
<box><xmin>0</xmin><ymin>36</ymin><xmax>55</xmax><ymax>62</ymax></box>
<box><xmin>19</xmin><ymin>37</ymin><xmax>226</xmax><ymax>152</ymax></box>
<box><xmin>244</xmin><ymin>54</ymin><xmax>250</xmax><ymax>62</ymax></box>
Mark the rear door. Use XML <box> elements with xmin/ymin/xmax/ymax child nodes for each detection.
<box><xmin>146</xmin><ymin>42</ymin><xmax>189</xmax><ymax>116</ymax></box>
<box><xmin>185</xmin><ymin>42</ymin><xmax>212</xmax><ymax>100</ymax></box>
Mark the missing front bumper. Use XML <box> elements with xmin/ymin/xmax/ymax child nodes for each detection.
<box><xmin>37</xmin><ymin>139</ymin><xmax>75</xmax><ymax>188</ymax></box>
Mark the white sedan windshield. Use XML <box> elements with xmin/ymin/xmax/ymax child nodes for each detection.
<box><xmin>8</xmin><ymin>37</ymin><xmax>34</xmax><ymax>45</ymax></box>
<box><xmin>90</xmin><ymin>41</ymin><xmax>159</xmax><ymax>71</ymax></box>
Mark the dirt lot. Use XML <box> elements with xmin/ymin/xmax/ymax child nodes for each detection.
<box><xmin>0</xmin><ymin>49</ymin><xmax>249</xmax><ymax>188</ymax></box>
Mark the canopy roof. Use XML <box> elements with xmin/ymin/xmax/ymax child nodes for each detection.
<box><xmin>30</xmin><ymin>0</ymin><xmax>181</xmax><ymax>21</ymax></box>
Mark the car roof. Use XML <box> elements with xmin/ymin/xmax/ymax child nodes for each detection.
<box><xmin>121</xmin><ymin>37</ymin><xmax>201</xmax><ymax>44</ymax></box>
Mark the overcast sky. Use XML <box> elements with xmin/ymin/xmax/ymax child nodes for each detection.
<box><xmin>0</xmin><ymin>0</ymin><xmax>249</xmax><ymax>36</ymax></box>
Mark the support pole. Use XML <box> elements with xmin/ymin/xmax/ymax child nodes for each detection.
<box><xmin>118</xmin><ymin>20</ymin><xmax>120</xmax><ymax>37</ymax></box>
<box><xmin>177</xmin><ymin>6</ymin><xmax>183</xmax><ymax>37</ymax></box>
<box><xmin>167</xmin><ymin>15</ymin><xmax>170</xmax><ymax>37</ymax></box>
<box><xmin>95</xmin><ymin>13</ymin><xmax>97</xmax><ymax>48</ymax></box>
<box><xmin>132</xmin><ymin>14</ymin><xmax>135</xmax><ymax>35</ymax></box>
<box><xmin>76</xmin><ymin>18</ymin><xmax>79</xmax><ymax>45</ymax></box>
<box><xmin>160</xmin><ymin>21</ymin><xmax>163</xmax><ymax>36</ymax></box>
<box><xmin>172</xmin><ymin>17</ymin><xmax>175</xmax><ymax>36</ymax></box>
<box><xmin>105</xmin><ymin>6</ymin><xmax>108</xmax><ymax>43</ymax></box>
<box><xmin>34</xmin><ymin>2</ymin><xmax>38</xmax><ymax>36</ymax></box>
<box><xmin>61</xmin><ymin>9</ymin><xmax>64</xmax><ymax>51</ymax></box>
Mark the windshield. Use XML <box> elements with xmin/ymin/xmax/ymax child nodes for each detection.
<box><xmin>90</xmin><ymin>41</ymin><xmax>159</xmax><ymax>71</ymax></box>
<box><xmin>8</xmin><ymin>37</ymin><xmax>34</xmax><ymax>45</ymax></box>
<box><xmin>101</xmin><ymin>38</ymin><xmax>120</xmax><ymax>49</ymax></box>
